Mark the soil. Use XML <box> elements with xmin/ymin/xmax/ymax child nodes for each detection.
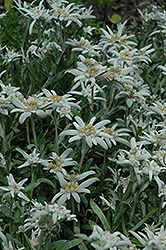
<box><xmin>80</xmin><ymin>0</ymin><xmax>158</xmax><ymax>26</ymax></box>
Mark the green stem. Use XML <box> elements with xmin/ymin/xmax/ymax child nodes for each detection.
<box><xmin>30</xmin><ymin>116</ymin><xmax>37</xmax><ymax>146</ymax></box>
<box><xmin>72</xmin><ymin>197</ymin><xmax>76</xmax><ymax>229</ymax></box>
<box><xmin>26</xmin><ymin>119</ymin><xmax>30</xmax><ymax>145</ymax></box>
<box><xmin>102</xmin><ymin>150</ymin><xmax>107</xmax><ymax>176</ymax></box>
<box><xmin>54</xmin><ymin>110</ymin><xmax>59</xmax><ymax>155</ymax></box>
<box><xmin>42</xmin><ymin>22</ymin><xmax>65</xmax><ymax>89</ymax></box>
<box><xmin>130</xmin><ymin>193</ymin><xmax>139</xmax><ymax>223</ymax></box>
<box><xmin>90</xmin><ymin>85</ymin><xmax>94</xmax><ymax>112</ymax></box>
<box><xmin>30</xmin><ymin>168</ymin><xmax>35</xmax><ymax>200</ymax></box>
<box><xmin>2</xmin><ymin>115</ymin><xmax>6</xmax><ymax>153</ymax></box>
<box><xmin>79</xmin><ymin>142</ymin><xmax>87</xmax><ymax>172</ymax></box>
<box><xmin>104</xmin><ymin>84</ymin><xmax>114</xmax><ymax>117</ymax></box>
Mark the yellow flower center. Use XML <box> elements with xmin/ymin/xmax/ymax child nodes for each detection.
<box><xmin>24</xmin><ymin>100</ymin><xmax>39</xmax><ymax>110</ymax></box>
<box><xmin>64</xmin><ymin>182</ymin><xmax>79</xmax><ymax>192</ymax></box>
<box><xmin>121</xmin><ymin>51</ymin><xmax>132</xmax><ymax>60</ymax></box>
<box><xmin>79</xmin><ymin>124</ymin><xmax>96</xmax><ymax>136</ymax></box>
<box><xmin>85</xmin><ymin>66</ymin><xmax>99</xmax><ymax>77</ymax></box>
<box><xmin>104</xmin><ymin>128</ymin><xmax>117</xmax><ymax>136</ymax></box>
<box><xmin>130</xmin><ymin>147</ymin><xmax>139</xmax><ymax>155</ymax></box>
<box><xmin>50</xmin><ymin>95</ymin><xmax>63</xmax><ymax>103</ymax></box>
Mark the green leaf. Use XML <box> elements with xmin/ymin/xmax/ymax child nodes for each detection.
<box><xmin>5</xmin><ymin>0</ymin><xmax>13</xmax><ymax>10</ymax></box>
<box><xmin>37</xmin><ymin>178</ymin><xmax>55</xmax><ymax>188</ymax></box>
<box><xmin>108</xmin><ymin>14</ymin><xmax>122</xmax><ymax>24</ymax></box>
<box><xmin>130</xmin><ymin>208</ymin><xmax>158</xmax><ymax>231</ymax></box>
<box><xmin>56</xmin><ymin>238</ymin><xmax>83</xmax><ymax>250</ymax></box>
<box><xmin>23</xmin><ymin>233</ymin><xmax>34</xmax><ymax>250</ymax></box>
<box><xmin>75</xmin><ymin>234</ymin><xmax>90</xmax><ymax>242</ymax></box>
<box><xmin>78</xmin><ymin>242</ymin><xmax>89</xmax><ymax>250</ymax></box>
<box><xmin>24</xmin><ymin>182</ymin><xmax>40</xmax><ymax>192</ymax></box>
<box><xmin>0</xmin><ymin>205</ymin><xmax>12</xmax><ymax>218</ymax></box>
<box><xmin>48</xmin><ymin>240</ymin><xmax>67</xmax><ymax>250</ymax></box>
<box><xmin>90</xmin><ymin>199</ymin><xmax>111</xmax><ymax>231</ymax></box>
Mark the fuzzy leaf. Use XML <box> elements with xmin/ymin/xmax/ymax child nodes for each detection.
<box><xmin>90</xmin><ymin>199</ymin><xmax>110</xmax><ymax>231</ymax></box>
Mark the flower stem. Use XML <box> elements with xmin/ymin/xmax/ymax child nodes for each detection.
<box><xmin>72</xmin><ymin>197</ymin><xmax>76</xmax><ymax>229</ymax></box>
<box><xmin>2</xmin><ymin>115</ymin><xmax>6</xmax><ymax>153</ymax></box>
<box><xmin>79</xmin><ymin>142</ymin><xmax>87</xmax><ymax>172</ymax></box>
<box><xmin>90</xmin><ymin>85</ymin><xmax>94</xmax><ymax>112</ymax></box>
<box><xmin>30</xmin><ymin>116</ymin><xmax>37</xmax><ymax>146</ymax></box>
<box><xmin>102</xmin><ymin>150</ymin><xmax>107</xmax><ymax>176</ymax></box>
<box><xmin>26</xmin><ymin>118</ymin><xmax>30</xmax><ymax>145</ymax></box>
<box><xmin>54</xmin><ymin>110</ymin><xmax>59</xmax><ymax>155</ymax></box>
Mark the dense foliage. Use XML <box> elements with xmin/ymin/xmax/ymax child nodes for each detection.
<box><xmin>0</xmin><ymin>0</ymin><xmax>166</xmax><ymax>249</ymax></box>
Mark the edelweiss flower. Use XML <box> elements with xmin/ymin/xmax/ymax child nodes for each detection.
<box><xmin>0</xmin><ymin>82</ymin><xmax>21</xmax><ymax>98</ymax></box>
<box><xmin>42</xmin><ymin>88</ymin><xmax>80</xmax><ymax>112</ymax></box>
<box><xmin>66</xmin><ymin>55</ymin><xmax>107</xmax><ymax>91</ymax></box>
<box><xmin>0</xmin><ymin>173</ymin><xmax>29</xmax><ymax>202</ymax></box>
<box><xmin>2</xmin><ymin>47</ymin><xmax>22</xmax><ymax>64</ymax></box>
<box><xmin>130</xmin><ymin>225</ymin><xmax>166</xmax><ymax>250</ymax></box>
<box><xmin>102</xmin><ymin>123</ymin><xmax>130</xmax><ymax>148</ymax></box>
<box><xmin>140</xmin><ymin>127</ymin><xmax>166</xmax><ymax>149</ymax></box>
<box><xmin>24</xmin><ymin>200</ymin><xmax>77</xmax><ymax>232</ymax></box>
<box><xmin>11</xmin><ymin>94</ymin><xmax>52</xmax><ymax>123</ymax></box>
<box><xmin>142</xmin><ymin>160</ymin><xmax>166</xmax><ymax>181</ymax></box>
<box><xmin>83</xmin><ymin>26</ymin><xmax>96</xmax><ymax>35</ymax></box>
<box><xmin>153</xmin><ymin>149</ymin><xmax>166</xmax><ymax>165</ymax></box>
<box><xmin>14</xmin><ymin>0</ymin><xmax>50</xmax><ymax>34</ymax></box>
<box><xmin>89</xmin><ymin>225</ymin><xmax>131</xmax><ymax>250</ymax></box>
<box><xmin>69</xmin><ymin>81</ymin><xmax>106</xmax><ymax>104</ymax></box>
<box><xmin>0</xmin><ymin>95</ymin><xmax>14</xmax><ymax>115</ymax></box>
<box><xmin>52</xmin><ymin>171</ymin><xmax>99</xmax><ymax>205</ymax></box>
<box><xmin>148</xmin><ymin>100</ymin><xmax>166</xmax><ymax>119</ymax></box>
<box><xmin>100</xmin><ymin>20</ymin><xmax>136</xmax><ymax>50</ymax></box>
<box><xmin>0</xmin><ymin>230</ymin><xmax>25</xmax><ymax>250</ymax></box>
<box><xmin>66</xmin><ymin>37</ymin><xmax>100</xmax><ymax>56</ymax></box>
<box><xmin>48</xmin><ymin>2</ymin><xmax>83</xmax><ymax>27</ymax></box>
<box><xmin>115</xmin><ymin>81</ymin><xmax>150</xmax><ymax>108</ymax></box>
<box><xmin>117</xmin><ymin>137</ymin><xmax>151</xmax><ymax>167</ymax></box>
<box><xmin>60</xmin><ymin>116</ymin><xmax>112</xmax><ymax>149</ymax></box>
<box><xmin>43</xmin><ymin>148</ymin><xmax>77</xmax><ymax>178</ymax></box>
<box><xmin>16</xmin><ymin>147</ymin><xmax>47</xmax><ymax>168</ymax></box>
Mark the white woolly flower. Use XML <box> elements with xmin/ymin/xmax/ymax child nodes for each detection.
<box><xmin>83</xmin><ymin>26</ymin><xmax>96</xmax><ymax>35</ymax></box>
<box><xmin>14</xmin><ymin>0</ymin><xmax>50</xmax><ymax>34</ymax></box>
<box><xmin>0</xmin><ymin>230</ymin><xmax>25</xmax><ymax>250</ymax></box>
<box><xmin>66</xmin><ymin>37</ymin><xmax>100</xmax><ymax>56</ymax></box>
<box><xmin>16</xmin><ymin>147</ymin><xmax>47</xmax><ymax>168</ymax></box>
<box><xmin>142</xmin><ymin>160</ymin><xmax>166</xmax><ymax>181</ymax></box>
<box><xmin>70</xmin><ymin>81</ymin><xmax>106</xmax><ymax>104</ymax></box>
<box><xmin>0</xmin><ymin>173</ymin><xmax>30</xmax><ymax>202</ymax></box>
<box><xmin>51</xmin><ymin>171</ymin><xmax>99</xmax><ymax>205</ymax></box>
<box><xmin>42</xmin><ymin>88</ymin><xmax>80</xmax><ymax>112</ymax></box>
<box><xmin>100</xmin><ymin>21</ymin><xmax>136</xmax><ymax>50</ymax></box>
<box><xmin>102</xmin><ymin>123</ymin><xmax>130</xmax><ymax>148</ymax></box>
<box><xmin>66</xmin><ymin>55</ymin><xmax>107</xmax><ymax>91</ymax></box>
<box><xmin>43</xmin><ymin>148</ymin><xmax>77</xmax><ymax>177</ymax></box>
<box><xmin>89</xmin><ymin>225</ymin><xmax>131</xmax><ymax>250</ymax></box>
<box><xmin>117</xmin><ymin>137</ymin><xmax>151</xmax><ymax>167</ymax></box>
<box><xmin>130</xmin><ymin>225</ymin><xmax>166</xmax><ymax>250</ymax></box>
<box><xmin>60</xmin><ymin>116</ymin><xmax>112</xmax><ymax>149</ymax></box>
<box><xmin>0</xmin><ymin>82</ymin><xmax>21</xmax><ymax>98</ymax></box>
<box><xmin>11</xmin><ymin>94</ymin><xmax>52</xmax><ymax>123</ymax></box>
<box><xmin>2</xmin><ymin>47</ymin><xmax>22</xmax><ymax>64</ymax></box>
<box><xmin>23</xmin><ymin>200</ymin><xmax>77</xmax><ymax>232</ymax></box>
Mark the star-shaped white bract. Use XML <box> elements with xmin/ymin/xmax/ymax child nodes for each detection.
<box><xmin>60</xmin><ymin>116</ymin><xmax>113</xmax><ymax>149</ymax></box>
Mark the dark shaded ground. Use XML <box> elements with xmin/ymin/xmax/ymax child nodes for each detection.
<box><xmin>80</xmin><ymin>0</ymin><xmax>163</xmax><ymax>25</ymax></box>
